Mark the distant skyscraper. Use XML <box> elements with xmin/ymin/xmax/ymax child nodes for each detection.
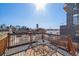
<box><xmin>36</xmin><ymin>24</ymin><xmax>39</xmax><ymax>29</ymax></box>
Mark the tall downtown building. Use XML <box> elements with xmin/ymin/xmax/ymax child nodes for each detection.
<box><xmin>60</xmin><ymin>3</ymin><xmax>79</xmax><ymax>42</ymax></box>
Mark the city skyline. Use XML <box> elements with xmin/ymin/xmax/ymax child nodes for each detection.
<box><xmin>0</xmin><ymin>3</ymin><xmax>66</xmax><ymax>29</ymax></box>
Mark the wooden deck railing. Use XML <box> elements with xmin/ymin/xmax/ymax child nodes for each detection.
<box><xmin>0</xmin><ymin>34</ymin><xmax>9</xmax><ymax>55</ymax></box>
<box><xmin>0</xmin><ymin>32</ymin><xmax>78</xmax><ymax>56</ymax></box>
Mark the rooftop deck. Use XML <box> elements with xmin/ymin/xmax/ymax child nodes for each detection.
<box><xmin>0</xmin><ymin>32</ymin><xmax>79</xmax><ymax>56</ymax></box>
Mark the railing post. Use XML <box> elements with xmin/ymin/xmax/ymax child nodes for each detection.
<box><xmin>7</xmin><ymin>33</ymin><xmax>10</xmax><ymax>48</ymax></box>
<box><xmin>67</xmin><ymin>35</ymin><xmax>76</xmax><ymax>55</ymax></box>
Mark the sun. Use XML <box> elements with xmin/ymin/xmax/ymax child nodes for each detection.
<box><xmin>33</xmin><ymin>3</ymin><xmax>47</xmax><ymax>11</ymax></box>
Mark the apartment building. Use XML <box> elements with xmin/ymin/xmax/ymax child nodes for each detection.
<box><xmin>60</xmin><ymin>3</ymin><xmax>79</xmax><ymax>42</ymax></box>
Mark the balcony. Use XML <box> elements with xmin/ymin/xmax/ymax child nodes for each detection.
<box><xmin>64</xmin><ymin>3</ymin><xmax>75</xmax><ymax>14</ymax></box>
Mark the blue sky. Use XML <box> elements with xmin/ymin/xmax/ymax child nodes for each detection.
<box><xmin>0</xmin><ymin>3</ymin><xmax>66</xmax><ymax>29</ymax></box>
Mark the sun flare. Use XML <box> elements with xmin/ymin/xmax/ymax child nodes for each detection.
<box><xmin>33</xmin><ymin>3</ymin><xmax>47</xmax><ymax>11</ymax></box>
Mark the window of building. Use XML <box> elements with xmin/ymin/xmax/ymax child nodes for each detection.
<box><xmin>75</xmin><ymin>32</ymin><xmax>79</xmax><ymax>36</ymax></box>
<box><xmin>73</xmin><ymin>4</ymin><xmax>77</xmax><ymax>10</ymax></box>
<box><xmin>73</xmin><ymin>13</ymin><xmax>79</xmax><ymax>25</ymax></box>
<box><xmin>73</xmin><ymin>3</ymin><xmax>79</xmax><ymax>13</ymax></box>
